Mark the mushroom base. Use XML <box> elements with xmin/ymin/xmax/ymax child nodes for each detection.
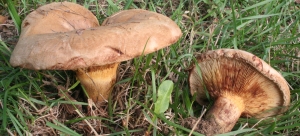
<box><xmin>197</xmin><ymin>95</ymin><xmax>244</xmax><ymax>135</ymax></box>
<box><xmin>76</xmin><ymin>63</ymin><xmax>119</xmax><ymax>104</ymax></box>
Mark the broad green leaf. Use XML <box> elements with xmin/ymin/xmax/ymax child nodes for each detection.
<box><xmin>154</xmin><ymin>80</ymin><xmax>174</xmax><ymax>114</ymax></box>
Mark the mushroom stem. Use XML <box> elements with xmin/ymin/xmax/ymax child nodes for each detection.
<box><xmin>198</xmin><ymin>94</ymin><xmax>244</xmax><ymax>135</ymax></box>
<box><xmin>76</xmin><ymin>63</ymin><xmax>119</xmax><ymax>104</ymax></box>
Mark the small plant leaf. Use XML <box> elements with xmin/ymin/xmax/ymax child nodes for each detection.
<box><xmin>154</xmin><ymin>80</ymin><xmax>174</xmax><ymax>114</ymax></box>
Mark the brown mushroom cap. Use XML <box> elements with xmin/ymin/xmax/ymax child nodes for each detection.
<box><xmin>189</xmin><ymin>49</ymin><xmax>290</xmax><ymax>118</ymax></box>
<box><xmin>20</xmin><ymin>2</ymin><xmax>99</xmax><ymax>37</ymax></box>
<box><xmin>10</xmin><ymin>7</ymin><xmax>182</xmax><ymax>70</ymax></box>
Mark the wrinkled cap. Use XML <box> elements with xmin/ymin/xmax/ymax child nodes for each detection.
<box><xmin>10</xmin><ymin>4</ymin><xmax>182</xmax><ymax>70</ymax></box>
<box><xmin>189</xmin><ymin>49</ymin><xmax>290</xmax><ymax>118</ymax></box>
<box><xmin>19</xmin><ymin>2</ymin><xmax>99</xmax><ymax>37</ymax></box>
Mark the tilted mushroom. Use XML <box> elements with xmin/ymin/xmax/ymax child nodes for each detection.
<box><xmin>188</xmin><ymin>49</ymin><xmax>290</xmax><ymax>135</ymax></box>
<box><xmin>10</xmin><ymin>2</ymin><xmax>182</xmax><ymax>104</ymax></box>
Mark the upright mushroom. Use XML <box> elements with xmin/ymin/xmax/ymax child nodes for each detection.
<box><xmin>10</xmin><ymin>2</ymin><xmax>182</xmax><ymax>104</ymax></box>
<box><xmin>188</xmin><ymin>49</ymin><xmax>290</xmax><ymax>135</ymax></box>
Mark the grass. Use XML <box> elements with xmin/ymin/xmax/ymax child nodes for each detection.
<box><xmin>1</xmin><ymin>0</ymin><xmax>300</xmax><ymax>135</ymax></box>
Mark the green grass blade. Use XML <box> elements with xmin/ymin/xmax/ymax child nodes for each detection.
<box><xmin>123</xmin><ymin>0</ymin><xmax>133</xmax><ymax>10</ymax></box>
<box><xmin>6</xmin><ymin>0</ymin><xmax>21</xmax><ymax>33</ymax></box>
<box><xmin>151</xmin><ymin>68</ymin><xmax>157</xmax><ymax>102</ymax></box>
<box><xmin>46</xmin><ymin>120</ymin><xmax>81</xmax><ymax>136</ymax></box>
<box><xmin>242</xmin><ymin>0</ymin><xmax>274</xmax><ymax>11</ymax></box>
<box><xmin>7</xmin><ymin>109</ymin><xmax>24</xmax><ymax>136</ymax></box>
<box><xmin>1</xmin><ymin>89</ymin><xmax>9</xmax><ymax>132</ymax></box>
<box><xmin>239</xmin><ymin>14</ymin><xmax>280</xmax><ymax>20</ymax></box>
<box><xmin>216</xmin><ymin>128</ymin><xmax>256</xmax><ymax>136</ymax></box>
<box><xmin>106</xmin><ymin>0</ymin><xmax>119</xmax><ymax>14</ymax></box>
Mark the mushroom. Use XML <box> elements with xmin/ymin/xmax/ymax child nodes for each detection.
<box><xmin>188</xmin><ymin>49</ymin><xmax>290</xmax><ymax>135</ymax></box>
<box><xmin>10</xmin><ymin>2</ymin><xmax>182</xmax><ymax>104</ymax></box>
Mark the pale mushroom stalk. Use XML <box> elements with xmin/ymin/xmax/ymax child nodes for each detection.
<box><xmin>197</xmin><ymin>94</ymin><xmax>245</xmax><ymax>134</ymax></box>
<box><xmin>188</xmin><ymin>49</ymin><xmax>290</xmax><ymax>135</ymax></box>
<box><xmin>76</xmin><ymin>63</ymin><xmax>119</xmax><ymax>102</ymax></box>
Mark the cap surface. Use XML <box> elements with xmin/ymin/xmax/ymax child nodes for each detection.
<box><xmin>10</xmin><ymin>7</ymin><xmax>182</xmax><ymax>70</ymax></box>
<box><xmin>189</xmin><ymin>49</ymin><xmax>290</xmax><ymax>118</ymax></box>
<box><xmin>19</xmin><ymin>2</ymin><xmax>99</xmax><ymax>37</ymax></box>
